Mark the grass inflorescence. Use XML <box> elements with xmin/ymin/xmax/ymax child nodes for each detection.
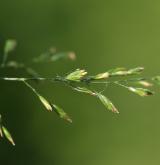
<box><xmin>0</xmin><ymin>39</ymin><xmax>160</xmax><ymax>146</ymax></box>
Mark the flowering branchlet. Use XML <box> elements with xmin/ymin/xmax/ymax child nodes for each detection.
<box><xmin>52</xmin><ymin>104</ymin><xmax>72</xmax><ymax>123</ymax></box>
<box><xmin>108</xmin><ymin>67</ymin><xmax>144</xmax><ymax>76</ymax></box>
<box><xmin>1</xmin><ymin>38</ymin><xmax>160</xmax><ymax>146</ymax></box>
<box><xmin>96</xmin><ymin>93</ymin><xmax>119</xmax><ymax>114</ymax></box>
<box><xmin>0</xmin><ymin>115</ymin><xmax>15</xmax><ymax>146</ymax></box>
<box><xmin>128</xmin><ymin>87</ymin><xmax>154</xmax><ymax>97</ymax></box>
<box><xmin>65</xmin><ymin>69</ymin><xmax>87</xmax><ymax>82</ymax></box>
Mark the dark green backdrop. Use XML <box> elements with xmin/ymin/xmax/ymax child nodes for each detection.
<box><xmin>0</xmin><ymin>0</ymin><xmax>160</xmax><ymax>164</ymax></box>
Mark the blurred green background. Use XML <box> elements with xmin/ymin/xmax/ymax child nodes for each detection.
<box><xmin>0</xmin><ymin>0</ymin><xmax>160</xmax><ymax>164</ymax></box>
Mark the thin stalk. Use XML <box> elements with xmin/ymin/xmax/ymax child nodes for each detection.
<box><xmin>0</xmin><ymin>77</ymin><xmax>50</xmax><ymax>81</ymax></box>
<box><xmin>0</xmin><ymin>76</ymin><xmax>154</xmax><ymax>87</ymax></box>
<box><xmin>114</xmin><ymin>81</ymin><xmax>129</xmax><ymax>89</ymax></box>
<box><xmin>23</xmin><ymin>81</ymin><xmax>39</xmax><ymax>96</ymax></box>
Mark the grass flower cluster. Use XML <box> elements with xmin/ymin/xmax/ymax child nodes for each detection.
<box><xmin>0</xmin><ymin>39</ymin><xmax>160</xmax><ymax>146</ymax></box>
